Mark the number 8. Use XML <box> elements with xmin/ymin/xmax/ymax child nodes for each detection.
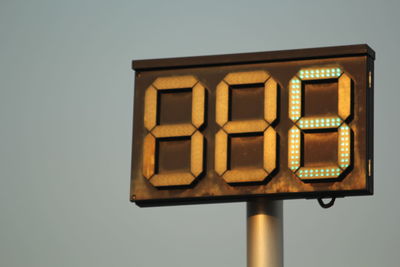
<box><xmin>215</xmin><ymin>71</ymin><xmax>278</xmax><ymax>183</ymax></box>
<box><xmin>142</xmin><ymin>76</ymin><xmax>205</xmax><ymax>187</ymax></box>
<box><xmin>288</xmin><ymin>67</ymin><xmax>352</xmax><ymax>181</ymax></box>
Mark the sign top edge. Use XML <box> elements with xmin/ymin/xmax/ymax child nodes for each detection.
<box><xmin>132</xmin><ymin>44</ymin><xmax>375</xmax><ymax>71</ymax></box>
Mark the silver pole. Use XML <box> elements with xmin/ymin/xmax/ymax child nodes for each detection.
<box><xmin>247</xmin><ymin>199</ymin><xmax>283</xmax><ymax>267</ymax></box>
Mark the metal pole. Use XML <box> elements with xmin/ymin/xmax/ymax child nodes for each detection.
<box><xmin>247</xmin><ymin>198</ymin><xmax>283</xmax><ymax>267</ymax></box>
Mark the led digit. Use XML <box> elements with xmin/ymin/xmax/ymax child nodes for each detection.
<box><xmin>288</xmin><ymin>67</ymin><xmax>353</xmax><ymax>181</ymax></box>
<box><xmin>215</xmin><ymin>71</ymin><xmax>278</xmax><ymax>184</ymax></box>
<box><xmin>142</xmin><ymin>75</ymin><xmax>205</xmax><ymax>187</ymax></box>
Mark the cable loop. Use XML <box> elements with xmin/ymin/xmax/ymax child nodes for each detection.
<box><xmin>318</xmin><ymin>197</ymin><xmax>336</xmax><ymax>208</ymax></box>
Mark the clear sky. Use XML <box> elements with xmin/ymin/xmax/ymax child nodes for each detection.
<box><xmin>1</xmin><ymin>0</ymin><xmax>399</xmax><ymax>266</ymax></box>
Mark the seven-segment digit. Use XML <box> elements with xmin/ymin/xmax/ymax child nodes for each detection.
<box><xmin>215</xmin><ymin>71</ymin><xmax>278</xmax><ymax>184</ymax></box>
<box><xmin>142</xmin><ymin>75</ymin><xmax>205</xmax><ymax>187</ymax></box>
<box><xmin>288</xmin><ymin>67</ymin><xmax>352</xmax><ymax>181</ymax></box>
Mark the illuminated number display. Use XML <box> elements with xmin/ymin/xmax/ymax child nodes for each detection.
<box><xmin>288</xmin><ymin>67</ymin><xmax>352</xmax><ymax>181</ymax></box>
<box><xmin>131</xmin><ymin>45</ymin><xmax>374</xmax><ymax>206</ymax></box>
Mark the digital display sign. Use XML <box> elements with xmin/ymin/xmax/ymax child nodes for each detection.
<box><xmin>130</xmin><ymin>44</ymin><xmax>375</xmax><ymax>207</ymax></box>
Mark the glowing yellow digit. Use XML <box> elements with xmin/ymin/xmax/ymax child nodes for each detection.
<box><xmin>142</xmin><ymin>75</ymin><xmax>205</xmax><ymax>187</ymax></box>
<box><xmin>288</xmin><ymin>67</ymin><xmax>352</xmax><ymax>180</ymax></box>
<box><xmin>215</xmin><ymin>71</ymin><xmax>278</xmax><ymax>184</ymax></box>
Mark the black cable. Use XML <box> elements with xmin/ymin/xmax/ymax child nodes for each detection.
<box><xmin>318</xmin><ymin>197</ymin><xmax>336</xmax><ymax>208</ymax></box>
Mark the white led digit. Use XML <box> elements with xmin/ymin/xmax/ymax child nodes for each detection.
<box><xmin>288</xmin><ymin>66</ymin><xmax>353</xmax><ymax>181</ymax></box>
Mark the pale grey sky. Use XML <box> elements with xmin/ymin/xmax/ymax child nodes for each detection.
<box><xmin>1</xmin><ymin>0</ymin><xmax>399</xmax><ymax>266</ymax></box>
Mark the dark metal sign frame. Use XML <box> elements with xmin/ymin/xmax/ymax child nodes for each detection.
<box><xmin>131</xmin><ymin>44</ymin><xmax>374</xmax><ymax>207</ymax></box>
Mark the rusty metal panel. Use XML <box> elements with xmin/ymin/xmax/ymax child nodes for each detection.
<box><xmin>130</xmin><ymin>44</ymin><xmax>375</xmax><ymax>207</ymax></box>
